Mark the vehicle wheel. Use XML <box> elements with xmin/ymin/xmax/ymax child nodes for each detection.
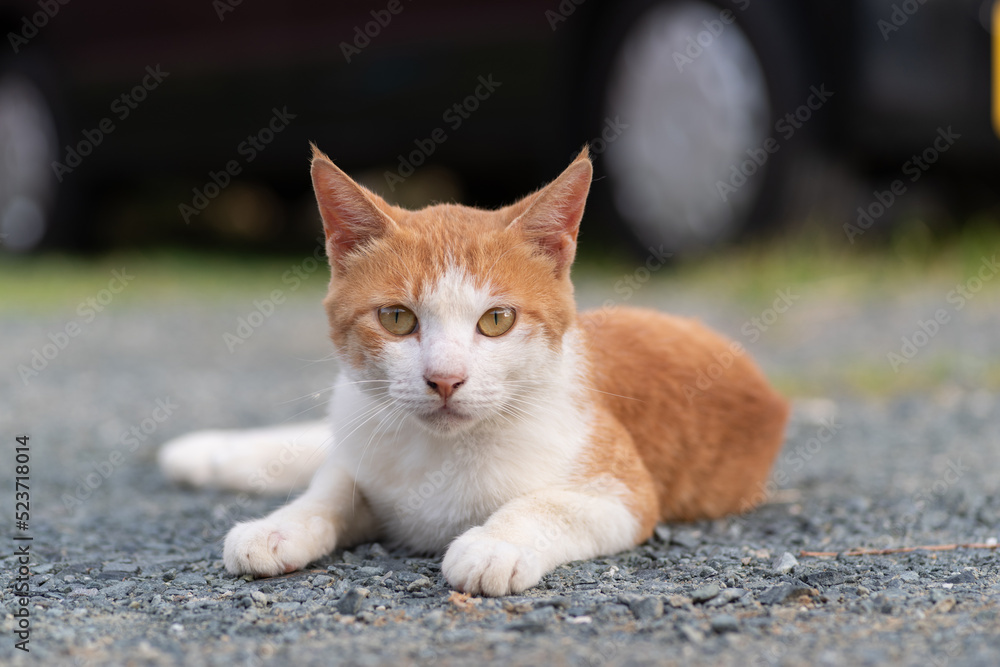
<box><xmin>586</xmin><ymin>0</ymin><xmax>807</xmax><ymax>256</ymax></box>
<box><xmin>0</xmin><ymin>54</ymin><xmax>67</xmax><ymax>253</ymax></box>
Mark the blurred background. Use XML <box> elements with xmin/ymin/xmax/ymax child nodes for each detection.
<box><xmin>0</xmin><ymin>0</ymin><xmax>996</xmax><ymax>256</ymax></box>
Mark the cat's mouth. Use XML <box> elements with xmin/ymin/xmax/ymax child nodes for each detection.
<box><xmin>416</xmin><ymin>402</ymin><xmax>475</xmax><ymax>431</ymax></box>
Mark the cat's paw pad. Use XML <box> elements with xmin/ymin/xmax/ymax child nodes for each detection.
<box><xmin>442</xmin><ymin>528</ymin><xmax>543</xmax><ymax>596</ymax></box>
<box><xmin>223</xmin><ymin>520</ymin><xmax>312</xmax><ymax>577</ymax></box>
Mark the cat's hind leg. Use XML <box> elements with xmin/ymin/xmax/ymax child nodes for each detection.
<box><xmin>158</xmin><ymin>420</ymin><xmax>331</xmax><ymax>494</ymax></box>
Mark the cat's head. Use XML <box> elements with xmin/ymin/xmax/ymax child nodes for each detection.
<box><xmin>311</xmin><ymin>146</ymin><xmax>592</xmax><ymax>435</ymax></box>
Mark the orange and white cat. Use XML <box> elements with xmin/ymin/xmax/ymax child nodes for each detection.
<box><xmin>159</xmin><ymin>146</ymin><xmax>788</xmax><ymax>596</ymax></box>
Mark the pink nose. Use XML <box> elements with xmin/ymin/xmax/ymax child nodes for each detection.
<box><xmin>425</xmin><ymin>375</ymin><xmax>466</xmax><ymax>400</ymax></box>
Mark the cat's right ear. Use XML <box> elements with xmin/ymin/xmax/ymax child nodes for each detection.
<box><xmin>310</xmin><ymin>144</ymin><xmax>397</xmax><ymax>268</ymax></box>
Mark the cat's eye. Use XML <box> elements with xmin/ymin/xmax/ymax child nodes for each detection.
<box><xmin>378</xmin><ymin>306</ymin><xmax>417</xmax><ymax>335</ymax></box>
<box><xmin>477</xmin><ymin>307</ymin><xmax>516</xmax><ymax>337</ymax></box>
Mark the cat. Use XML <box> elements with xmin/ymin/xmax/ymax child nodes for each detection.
<box><xmin>158</xmin><ymin>145</ymin><xmax>788</xmax><ymax>596</ymax></box>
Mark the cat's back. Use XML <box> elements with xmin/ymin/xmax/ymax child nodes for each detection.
<box><xmin>579</xmin><ymin>307</ymin><xmax>788</xmax><ymax>521</ymax></box>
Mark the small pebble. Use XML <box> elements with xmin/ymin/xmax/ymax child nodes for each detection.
<box><xmin>692</xmin><ymin>584</ymin><xmax>721</xmax><ymax>603</ymax></box>
<box><xmin>336</xmin><ymin>587</ymin><xmax>370</xmax><ymax>615</ymax></box>
<box><xmin>711</xmin><ymin>614</ymin><xmax>740</xmax><ymax>634</ymax></box>
<box><xmin>629</xmin><ymin>596</ymin><xmax>663</xmax><ymax>621</ymax></box>
<box><xmin>944</xmin><ymin>571</ymin><xmax>976</xmax><ymax>584</ymax></box>
<box><xmin>772</xmin><ymin>552</ymin><xmax>798</xmax><ymax>574</ymax></box>
<box><xmin>406</xmin><ymin>576</ymin><xmax>433</xmax><ymax>592</ymax></box>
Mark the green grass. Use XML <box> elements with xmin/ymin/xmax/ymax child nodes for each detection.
<box><xmin>0</xmin><ymin>249</ymin><xmax>330</xmax><ymax>312</ymax></box>
<box><xmin>770</xmin><ymin>357</ymin><xmax>1000</xmax><ymax>398</ymax></box>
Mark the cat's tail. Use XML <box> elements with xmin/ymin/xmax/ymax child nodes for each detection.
<box><xmin>157</xmin><ymin>420</ymin><xmax>332</xmax><ymax>494</ymax></box>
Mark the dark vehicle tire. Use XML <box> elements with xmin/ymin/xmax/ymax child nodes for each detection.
<box><xmin>586</xmin><ymin>0</ymin><xmax>808</xmax><ymax>256</ymax></box>
<box><xmin>0</xmin><ymin>51</ymin><xmax>69</xmax><ymax>253</ymax></box>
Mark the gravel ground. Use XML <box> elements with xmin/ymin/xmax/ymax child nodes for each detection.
<box><xmin>1</xmin><ymin>264</ymin><xmax>999</xmax><ymax>666</ymax></box>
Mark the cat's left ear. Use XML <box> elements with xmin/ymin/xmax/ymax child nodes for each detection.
<box><xmin>310</xmin><ymin>144</ymin><xmax>397</xmax><ymax>269</ymax></box>
<box><xmin>507</xmin><ymin>147</ymin><xmax>592</xmax><ymax>276</ymax></box>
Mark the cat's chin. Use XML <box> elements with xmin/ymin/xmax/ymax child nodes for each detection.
<box><xmin>415</xmin><ymin>406</ymin><xmax>479</xmax><ymax>435</ymax></box>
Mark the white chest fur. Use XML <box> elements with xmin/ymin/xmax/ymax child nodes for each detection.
<box><xmin>326</xmin><ymin>335</ymin><xmax>592</xmax><ymax>553</ymax></box>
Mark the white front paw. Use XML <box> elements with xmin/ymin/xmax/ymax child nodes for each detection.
<box><xmin>223</xmin><ymin>519</ymin><xmax>319</xmax><ymax>577</ymax></box>
<box><xmin>442</xmin><ymin>527</ymin><xmax>544</xmax><ymax>596</ymax></box>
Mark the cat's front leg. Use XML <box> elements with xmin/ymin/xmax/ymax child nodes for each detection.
<box><xmin>442</xmin><ymin>480</ymin><xmax>655</xmax><ymax>596</ymax></box>
<box><xmin>223</xmin><ymin>461</ymin><xmax>378</xmax><ymax>577</ymax></box>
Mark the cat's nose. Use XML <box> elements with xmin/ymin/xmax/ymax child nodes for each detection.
<box><xmin>425</xmin><ymin>375</ymin><xmax>466</xmax><ymax>400</ymax></box>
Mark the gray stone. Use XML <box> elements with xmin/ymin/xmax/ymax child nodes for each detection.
<box><xmin>679</xmin><ymin>623</ymin><xmax>705</xmax><ymax>643</ymax></box>
<box><xmin>406</xmin><ymin>576</ymin><xmax>433</xmax><ymax>592</ymax></box>
<box><xmin>336</xmin><ymin>587</ymin><xmax>370</xmax><ymax>615</ymax></box>
<box><xmin>103</xmin><ymin>582</ymin><xmax>137</xmax><ymax>600</ymax></box>
<box><xmin>710</xmin><ymin>614</ymin><xmax>740</xmax><ymax>634</ymax></box>
<box><xmin>671</xmin><ymin>531</ymin><xmax>701</xmax><ymax>549</ymax></box>
<box><xmin>312</xmin><ymin>575</ymin><xmax>334</xmax><ymax>587</ymax></box>
<box><xmin>628</xmin><ymin>596</ymin><xmax>664</xmax><ymax>620</ymax></box>
<box><xmin>691</xmin><ymin>584</ymin><xmax>721</xmax><ymax>603</ymax></box>
<box><xmin>171</xmin><ymin>573</ymin><xmax>208</xmax><ymax>587</ymax></box>
<box><xmin>801</xmin><ymin>570</ymin><xmax>846</xmax><ymax>587</ymax></box>
<box><xmin>944</xmin><ymin>570</ymin><xmax>976</xmax><ymax>584</ymax></box>
<box><xmin>522</xmin><ymin>606</ymin><xmax>557</xmax><ymax>625</ymax></box>
<box><xmin>102</xmin><ymin>561</ymin><xmax>141</xmax><ymax>573</ymax></box>
<box><xmin>759</xmin><ymin>583</ymin><xmax>817</xmax><ymax>605</ymax></box>
<box><xmin>772</xmin><ymin>552</ymin><xmax>799</xmax><ymax>574</ymax></box>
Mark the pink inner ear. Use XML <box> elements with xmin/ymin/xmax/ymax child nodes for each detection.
<box><xmin>513</xmin><ymin>158</ymin><xmax>593</xmax><ymax>273</ymax></box>
<box><xmin>311</xmin><ymin>155</ymin><xmax>395</xmax><ymax>263</ymax></box>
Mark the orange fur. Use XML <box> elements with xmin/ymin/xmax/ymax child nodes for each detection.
<box><xmin>581</xmin><ymin>309</ymin><xmax>788</xmax><ymax>529</ymax></box>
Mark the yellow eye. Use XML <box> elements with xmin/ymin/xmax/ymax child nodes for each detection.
<box><xmin>378</xmin><ymin>306</ymin><xmax>417</xmax><ymax>335</ymax></box>
<box><xmin>477</xmin><ymin>307</ymin><xmax>515</xmax><ymax>337</ymax></box>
